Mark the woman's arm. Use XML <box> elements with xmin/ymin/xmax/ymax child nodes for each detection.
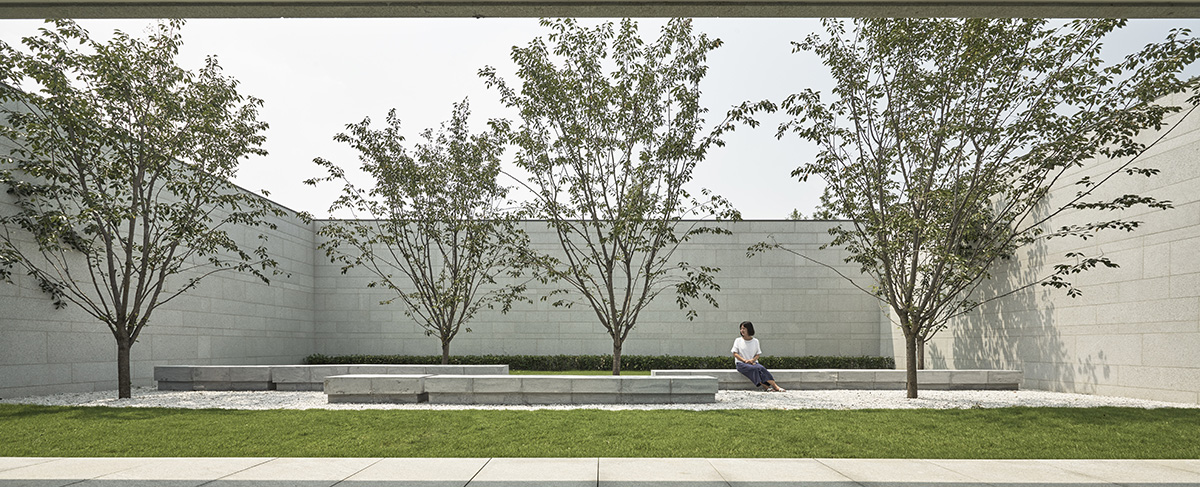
<box><xmin>733</xmin><ymin>352</ymin><xmax>748</xmax><ymax>363</ymax></box>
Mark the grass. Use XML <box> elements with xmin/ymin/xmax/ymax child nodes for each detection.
<box><xmin>1</xmin><ymin>405</ymin><xmax>1197</xmax><ymax>458</ymax></box>
<box><xmin>509</xmin><ymin>370</ymin><xmax>651</xmax><ymax>375</ymax></box>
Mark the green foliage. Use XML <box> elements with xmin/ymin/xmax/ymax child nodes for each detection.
<box><xmin>3</xmin><ymin>405</ymin><xmax>1198</xmax><ymax>459</ymax></box>
<box><xmin>304</xmin><ymin>100</ymin><xmax>534</xmax><ymax>364</ymax></box>
<box><xmin>736</xmin><ymin>19</ymin><xmax>1200</xmax><ymax>397</ymax></box>
<box><xmin>0</xmin><ymin>20</ymin><xmax>280</xmax><ymax>398</ymax></box>
<box><xmin>479</xmin><ymin>18</ymin><xmax>740</xmax><ymax>374</ymax></box>
<box><xmin>303</xmin><ymin>353</ymin><xmax>895</xmax><ymax>370</ymax></box>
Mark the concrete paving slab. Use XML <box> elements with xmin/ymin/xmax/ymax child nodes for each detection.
<box><xmin>3</xmin><ymin>458</ymin><xmax>1199</xmax><ymax>486</ymax></box>
<box><xmin>218</xmin><ymin>457</ymin><xmax>378</xmax><ymax>483</ymax></box>
<box><xmin>708</xmin><ymin>458</ymin><xmax>858</xmax><ymax>486</ymax></box>
<box><xmin>207</xmin><ymin>478</ymin><xmax>343</xmax><ymax>486</ymax></box>
<box><xmin>95</xmin><ymin>457</ymin><xmax>272</xmax><ymax>480</ymax></box>
<box><xmin>68</xmin><ymin>480</ymin><xmax>210</xmax><ymax>487</ymax></box>
<box><xmin>0</xmin><ymin>457</ymin><xmax>56</xmax><ymax>472</ymax></box>
<box><xmin>929</xmin><ymin>459</ymin><xmax>1113</xmax><ymax>485</ymax></box>
<box><xmin>1150</xmin><ymin>460</ymin><xmax>1200</xmax><ymax>476</ymax></box>
<box><xmin>1048</xmin><ymin>459</ymin><xmax>1200</xmax><ymax>484</ymax></box>
<box><xmin>599</xmin><ymin>458</ymin><xmax>728</xmax><ymax>487</ymax></box>
<box><xmin>816</xmin><ymin>458</ymin><xmax>977</xmax><ymax>486</ymax></box>
<box><xmin>470</xmin><ymin>457</ymin><xmax>597</xmax><ymax>486</ymax></box>
<box><xmin>0</xmin><ymin>457</ymin><xmax>155</xmax><ymax>480</ymax></box>
<box><xmin>342</xmin><ymin>457</ymin><xmax>486</xmax><ymax>486</ymax></box>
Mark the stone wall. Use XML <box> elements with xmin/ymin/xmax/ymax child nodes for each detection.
<box><xmin>1</xmin><ymin>207</ymin><xmax>885</xmax><ymax>397</ymax></box>
<box><xmin>908</xmin><ymin>97</ymin><xmax>1200</xmax><ymax>404</ymax></box>
<box><xmin>311</xmin><ymin>220</ymin><xmax>886</xmax><ymax>360</ymax></box>
<box><xmin>0</xmin><ymin>189</ymin><xmax>319</xmax><ymax>398</ymax></box>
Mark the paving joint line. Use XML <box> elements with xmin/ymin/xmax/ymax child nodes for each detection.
<box><xmin>463</xmin><ymin>457</ymin><xmax>491</xmax><ymax>486</ymax></box>
<box><xmin>197</xmin><ymin>456</ymin><xmax>278</xmax><ymax>486</ymax></box>
<box><xmin>812</xmin><ymin>458</ymin><xmax>868</xmax><ymax>487</ymax></box>
<box><xmin>0</xmin><ymin>458</ymin><xmax>59</xmax><ymax>475</ymax></box>
<box><xmin>330</xmin><ymin>457</ymin><xmax>385</xmax><ymax>486</ymax></box>
<box><xmin>705</xmin><ymin>458</ymin><xmax>733</xmax><ymax>487</ymax></box>
<box><xmin>1149</xmin><ymin>460</ymin><xmax>1200</xmax><ymax>477</ymax></box>
<box><xmin>67</xmin><ymin>457</ymin><xmax>156</xmax><ymax>486</ymax></box>
<box><xmin>1041</xmin><ymin>460</ymin><xmax>1127</xmax><ymax>487</ymax></box>
<box><xmin>926</xmin><ymin>459</ymin><xmax>1006</xmax><ymax>487</ymax></box>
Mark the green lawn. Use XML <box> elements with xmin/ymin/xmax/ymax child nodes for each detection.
<box><xmin>2</xmin><ymin>405</ymin><xmax>1197</xmax><ymax>458</ymax></box>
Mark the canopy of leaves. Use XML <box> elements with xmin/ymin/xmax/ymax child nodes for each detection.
<box><xmin>479</xmin><ymin>18</ymin><xmax>740</xmax><ymax>351</ymax></box>
<box><xmin>752</xmin><ymin>18</ymin><xmax>1200</xmax><ymax>340</ymax></box>
<box><xmin>306</xmin><ymin>100</ymin><xmax>533</xmax><ymax>354</ymax></box>
<box><xmin>0</xmin><ymin>19</ymin><xmax>279</xmax><ymax>334</ymax></box>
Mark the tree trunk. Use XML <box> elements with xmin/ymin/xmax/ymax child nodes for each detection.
<box><xmin>612</xmin><ymin>339</ymin><xmax>623</xmax><ymax>376</ymax></box>
<box><xmin>117</xmin><ymin>339</ymin><xmax>132</xmax><ymax>399</ymax></box>
<box><xmin>441</xmin><ymin>341</ymin><xmax>451</xmax><ymax>365</ymax></box>
<box><xmin>904</xmin><ymin>331</ymin><xmax>919</xmax><ymax>399</ymax></box>
<box><xmin>917</xmin><ymin>336</ymin><xmax>926</xmax><ymax>370</ymax></box>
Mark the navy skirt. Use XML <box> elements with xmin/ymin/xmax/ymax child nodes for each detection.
<box><xmin>735</xmin><ymin>361</ymin><xmax>775</xmax><ymax>386</ymax></box>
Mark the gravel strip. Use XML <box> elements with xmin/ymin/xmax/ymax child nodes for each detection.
<box><xmin>3</xmin><ymin>387</ymin><xmax>1196</xmax><ymax>410</ymax></box>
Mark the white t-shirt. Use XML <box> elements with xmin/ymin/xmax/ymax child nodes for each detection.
<box><xmin>731</xmin><ymin>337</ymin><xmax>762</xmax><ymax>365</ymax></box>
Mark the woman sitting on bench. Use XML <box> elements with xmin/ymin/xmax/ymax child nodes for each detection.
<box><xmin>732</xmin><ymin>321</ymin><xmax>786</xmax><ymax>392</ymax></box>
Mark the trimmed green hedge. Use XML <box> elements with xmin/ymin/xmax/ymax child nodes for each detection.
<box><xmin>304</xmin><ymin>353</ymin><xmax>895</xmax><ymax>370</ymax></box>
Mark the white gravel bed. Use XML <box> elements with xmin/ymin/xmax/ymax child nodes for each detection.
<box><xmin>3</xmin><ymin>387</ymin><xmax>1196</xmax><ymax>410</ymax></box>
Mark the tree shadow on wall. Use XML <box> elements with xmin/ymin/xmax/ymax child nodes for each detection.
<box><xmin>931</xmin><ymin>237</ymin><xmax>1076</xmax><ymax>393</ymax></box>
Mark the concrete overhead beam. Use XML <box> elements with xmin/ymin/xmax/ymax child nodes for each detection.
<box><xmin>2</xmin><ymin>0</ymin><xmax>1200</xmax><ymax>19</ymax></box>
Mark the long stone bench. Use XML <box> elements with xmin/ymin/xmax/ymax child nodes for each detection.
<box><xmin>650</xmin><ymin>369</ymin><xmax>1022</xmax><ymax>391</ymax></box>
<box><xmin>325</xmin><ymin>374</ymin><xmax>432</xmax><ymax>403</ymax></box>
<box><xmin>324</xmin><ymin>374</ymin><xmax>719</xmax><ymax>405</ymax></box>
<box><xmin>154</xmin><ymin>364</ymin><xmax>509</xmax><ymax>391</ymax></box>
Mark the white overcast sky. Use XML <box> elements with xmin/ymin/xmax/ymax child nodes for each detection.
<box><xmin>3</xmin><ymin>18</ymin><xmax>1199</xmax><ymax>219</ymax></box>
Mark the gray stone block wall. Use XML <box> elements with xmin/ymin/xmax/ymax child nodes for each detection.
<box><xmin>912</xmin><ymin>94</ymin><xmax>1200</xmax><ymax>405</ymax></box>
<box><xmin>0</xmin><ymin>181</ymin><xmax>319</xmax><ymax>397</ymax></box>
<box><xmin>310</xmin><ymin>219</ymin><xmax>886</xmax><ymax>360</ymax></box>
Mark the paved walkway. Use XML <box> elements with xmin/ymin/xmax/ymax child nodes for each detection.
<box><xmin>2</xmin><ymin>457</ymin><xmax>1199</xmax><ymax>486</ymax></box>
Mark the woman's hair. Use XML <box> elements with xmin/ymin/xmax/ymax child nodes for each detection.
<box><xmin>739</xmin><ymin>321</ymin><xmax>755</xmax><ymax>336</ymax></box>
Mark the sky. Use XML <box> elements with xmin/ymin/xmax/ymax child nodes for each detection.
<box><xmin>2</xmin><ymin>18</ymin><xmax>1199</xmax><ymax>219</ymax></box>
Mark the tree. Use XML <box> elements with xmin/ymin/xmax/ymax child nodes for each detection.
<box><xmin>743</xmin><ymin>19</ymin><xmax>1200</xmax><ymax>398</ymax></box>
<box><xmin>306</xmin><ymin>100</ymin><xmax>533</xmax><ymax>364</ymax></box>
<box><xmin>480</xmin><ymin>18</ymin><xmax>740</xmax><ymax>375</ymax></box>
<box><xmin>0</xmin><ymin>20</ymin><xmax>281</xmax><ymax>398</ymax></box>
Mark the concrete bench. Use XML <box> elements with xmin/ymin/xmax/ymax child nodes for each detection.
<box><xmin>154</xmin><ymin>364</ymin><xmax>509</xmax><ymax>391</ymax></box>
<box><xmin>325</xmin><ymin>374</ymin><xmax>431</xmax><ymax>403</ymax></box>
<box><xmin>322</xmin><ymin>374</ymin><xmax>719</xmax><ymax>405</ymax></box>
<box><xmin>650</xmin><ymin>369</ymin><xmax>1022</xmax><ymax>391</ymax></box>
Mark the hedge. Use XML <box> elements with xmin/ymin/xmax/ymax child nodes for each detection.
<box><xmin>304</xmin><ymin>353</ymin><xmax>895</xmax><ymax>370</ymax></box>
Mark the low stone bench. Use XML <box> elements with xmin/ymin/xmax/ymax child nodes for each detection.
<box><xmin>650</xmin><ymin>369</ymin><xmax>1022</xmax><ymax>391</ymax></box>
<box><xmin>154</xmin><ymin>364</ymin><xmax>509</xmax><ymax>391</ymax></box>
<box><xmin>270</xmin><ymin>365</ymin><xmax>508</xmax><ymax>391</ymax></box>
<box><xmin>322</xmin><ymin>374</ymin><xmax>719</xmax><ymax>405</ymax></box>
<box><xmin>326</xmin><ymin>374</ymin><xmax>431</xmax><ymax>403</ymax></box>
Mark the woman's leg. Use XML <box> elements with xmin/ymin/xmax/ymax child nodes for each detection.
<box><xmin>735</xmin><ymin>361</ymin><xmax>763</xmax><ymax>387</ymax></box>
<box><xmin>739</xmin><ymin>363</ymin><xmax>778</xmax><ymax>391</ymax></box>
<box><xmin>757</xmin><ymin>366</ymin><xmax>785</xmax><ymax>391</ymax></box>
